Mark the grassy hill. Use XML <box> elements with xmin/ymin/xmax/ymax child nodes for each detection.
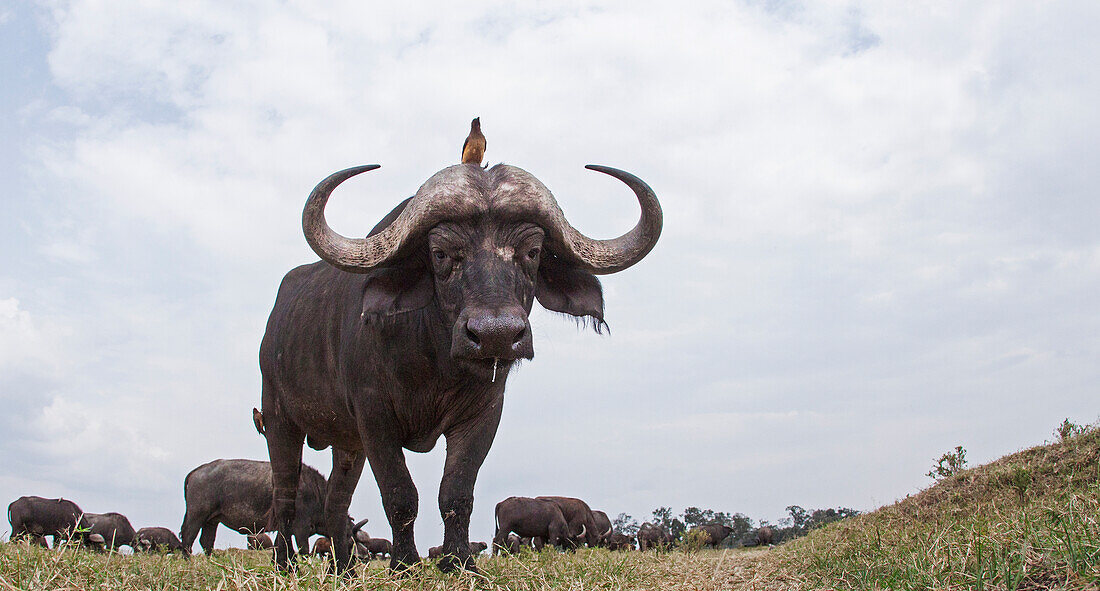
<box><xmin>758</xmin><ymin>425</ymin><xmax>1100</xmax><ymax>590</ymax></box>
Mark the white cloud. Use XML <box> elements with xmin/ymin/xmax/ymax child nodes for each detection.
<box><xmin>2</xmin><ymin>0</ymin><xmax>1098</xmax><ymax>548</ymax></box>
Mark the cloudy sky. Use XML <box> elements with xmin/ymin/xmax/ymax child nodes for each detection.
<box><xmin>2</xmin><ymin>1</ymin><xmax>1098</xmax><ymax>550</ymax></box>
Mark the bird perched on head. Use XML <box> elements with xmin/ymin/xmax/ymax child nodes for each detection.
<box><xmin>461</xmin><ymin>117</ymin><xmax>486</xmax><ymax>166</ymax></box>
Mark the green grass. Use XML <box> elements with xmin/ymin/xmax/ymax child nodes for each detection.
<box><xmin>762</xmin><ymin>426</ymin><xmax>1100</xmax><ymax>590</ymax></box>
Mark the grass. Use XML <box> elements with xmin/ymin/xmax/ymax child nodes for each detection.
<box><xmin>3</xmin><ymin>425</ymin><xmax>1098</xmax><ymax>590</ymax></box>
<box><xmin>760</xmin><ymin>425</ymin><xmax>1100</xmax><ymax>590</ymax></box>
<box><xmin>0</xmin><ymin>543</ymin><xmax>766</xmax><ymax>590</ymax></box>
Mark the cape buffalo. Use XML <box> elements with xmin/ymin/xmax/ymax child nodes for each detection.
<box><xmin>637</xmin><ymin>522</ymin><xmax>673</xmax><ymax>551</ymax></box>
<box><xmin>247</xmin><ymin>532</ymin><xmax>274</xmax><ymax>550</ymax></box>
<box><xmin>7</xmin><ymin>496</ymin><xmax>89</xmax><ymax>548</ymax></box>
<box><xmin>591</xmin><ymin>510</ymin><xmax>614</xmax><ymax>547</ymax></box>
<box><xmin>260</xmin><ymin>160</ymin><xmax>662</xmax><ymax>572</ymax></box>
<box><xmin>536</xmin><ymin>496</ymin><xmax>598</xmax><ymax>548</ymax></box>
<box><xmin>135</xmin><ymin>527</ymin><xmax>188</xmax><ymax>557</ymax></box>
<box><xmin>360</xmin><ymin>537</ymin><xmax>391</xmax><ymax>560</ymax></box>
<box><xmin>607</xmin><ymin>532</ymin><xmax>636</xmax><ymax>551</ymax></box>
<box><xmin>312</xmin><ymin>537</ymin><xmax>333</xmax><ymax>559</ymax></box>
<box><xmin>82</xmin><ymin>512</ymin><xmax>137</xmax><ymax>552</ymax></box>
<box><xmin>180</xmin><ymin>459</ymin><xmax>345</xmax><ymax>555</ymax></box>
<box><xmin>495</xmin><ymin>532</ymin><xmax>536</xmax><ymax>554</ymax></box>
<box><xmin>690</xmin><ymin>523</ymin><xmax>734</xmax><ymax>547</ymax></box>
<box><xmin>493</xmin><ymin>496</ymin><xmax>572</xmax><ymax>553</ymax></box>
<box><xmin>428</xmin><ymin>541</ymin><xmax>487</xmax><ymax>559</ymax></box>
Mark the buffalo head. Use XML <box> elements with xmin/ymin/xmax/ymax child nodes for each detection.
<box><xmin>302</xmin><ymin>163</ymin><xmax>662</xmax><ymax>379</ymax></box>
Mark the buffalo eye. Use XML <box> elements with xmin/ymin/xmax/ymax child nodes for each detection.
<box><xmin>432</xmin><ymin>249</ymin><xmax>447</xmax><ymax>261</ymax></box>
<box><xmin>527</xmin><ymin>247</ymin><xmax>540</xmax><ymax>260</ymax></box>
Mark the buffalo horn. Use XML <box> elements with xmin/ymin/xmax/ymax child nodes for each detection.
<box><xmin>303</xmin><ymin>163</ymin><xmax>662</xmax><ymax>275</ymax></box>
<box><xmin>543</xmin><ymin>165</ymin><xmax>663</xmax><ymax>275</ymax></box>
<box><xmin>352</xmin><ymin>518</ymin><xmax>369</xmax><ymax>536</ymax></box>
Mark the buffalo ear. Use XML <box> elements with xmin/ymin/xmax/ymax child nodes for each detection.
<box><xmin>361</xmin><ymin>267</ymin><xmax>434</xmax><ymax>317</ymax></box>
<box><xmin>535</xmin><ymin>255</ymin><xmax>605</xmax><ymax>328</ymax></box>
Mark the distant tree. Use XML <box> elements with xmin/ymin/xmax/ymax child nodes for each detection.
<box><xmin>728</xmin><ymin>512</ymin><xmax>754</xmax><ymax>541</ymax></box>
<box><xmin>806</xmin><ymin>507</ymin><xmax>858</xmax><ymax>530</ymax></box>
<box><xmin>651</xmin><ymin>507</ymin><xmax>685</xmax><ymax>540</ymax></box>
<box><xmin>613</xmin><ymin>513</ymin><xmax>639</xmax><ymax>536</ymax></box>
<box><xmin>786</xmin><ymin>505</ymin><xmax>809</xmax><ymax>532</ymax></box>
<box><xmin>779</xmin><ymin>505</ymin><xmax>860</xmax><ymax>540</ymax></box>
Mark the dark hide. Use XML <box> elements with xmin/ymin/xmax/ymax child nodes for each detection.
<box><xmin>7</xmin><ymin>496</ymin><xmax>89</xmax><ymax>548</ymax></box>
<box><xmin>179</xmin><ymin>459</ymin><xmax>331</xmax><ymax>556</ymax></box>
<box><xmin>494</xmin><ymin>532</ymin><xmax>533</xmax><ymax>554</ymax></box>
<box><xmin>361</xmin><ymin>537</ymin><xmax>392</xmax><ymax>560</ymax></box>
<box><xmin>135</xmin><ymin>527</ymin><xmax>189</xmax><ymax>557</ymax></box>
<box><xmin>247</xmin><ymin>532</ymin><xmax>274</xmax><ymax>550</ymax></box>
<box><xmin>692</xmin><ymin>523</ymin><xmax>735</xmax><ymax>547</ymax></box>
<box><xmin>82</xmin><ymin>512</ymin><xmax>137</xmax><ymax>552</ymax></box>
<box><xmin>536</xmin><ymin>496</ymin><xmax>599</xmax><ymax>547</ymax></box>
<box><xmin>637</xmin><ymin>522</ymin><xmax>673</xmax><ymax>551</ymax></box>
<box><xmin>429</xmin><ymin>541</ymin><xmax>487</xmax><ymax>559</ymax></box>
<box><xmin>591</xmin><ymin>510</ymin><xmax>614</xmax><ymax>547</ymax></box>
<box><xmin>260</xmin><ymin>167</ymin><xmax>624</xmax><ymax>574</ymax></box>
<box><xmin>607</xmin><ymin>532</ymin><xmax>636</xmax><ymax>551</ymax></box>
<box><xmin>312</xmin><ymin>537</ymin><xmax>332</xmax><ymax>559</ymax></box>
<box><xmin>492</xmin><ymin>497</ymin><xmax>570</xmax><ymax>553</ymax></box>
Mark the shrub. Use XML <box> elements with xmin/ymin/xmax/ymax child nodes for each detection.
<box><xmin>1055</xmin><ymin>418</ymin><xmax>1088</xmax><ymax>442</ymax></box>
<box><xmin>927</xmin><ymin>445</ymin><xmax>967</xmax><ymax>480</ymax></box>
<box><xmin>678</xmin><ymin>528</ymin><xmax>709</xmax><ymax>553</ymax></box>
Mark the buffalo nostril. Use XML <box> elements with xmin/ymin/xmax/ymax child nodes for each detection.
<box><xmin>465</xmin><ymin>324</ymin><xmax>481</xmax><ymax>345</ymax></box>
<box><xmin>512</xmin><ymin>325</ymin><xmax>526</xmax><ymax>345</ymax></box>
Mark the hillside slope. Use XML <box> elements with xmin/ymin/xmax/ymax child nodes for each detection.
<box><xmin>762</xmin><ymin>426</ymin><xmax>1100</xmax><ymax>590</ymax></box>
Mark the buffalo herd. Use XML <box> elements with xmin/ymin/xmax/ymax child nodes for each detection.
<box><xmin>6</xmin><ymin>126</ymin><xmax>688</xmax><ymax>574</ymax></box>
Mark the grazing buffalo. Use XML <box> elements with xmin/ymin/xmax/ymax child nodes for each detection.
<box><xmin>607</xmin><ymin>532</ymin><xmax>636</xmax><ymax>551</ymax></box>
<box><xmin>756</xmin><ymin>526</ymin><xmax>775</xmax><ymax>546</ymax></box>
<box><xmin>180</xmin><ymin>459</ymin><xmax>348</xmax><ymax>555</ymax></box>
<box><xmin>7</xmin><ymin>496</ymin><xmax>89</xmax><ymax>548</ymax></box>
<box><xmin>312</xmin><ymin>537</ymin><xmax>333</xmax><ymax>559</ymax></box>
<box><xmin>428</xmin><ymin>541</ymin><xmax>487</xmax><ymax>559</ymax></box>
<box><xmin>691</xmin><ymin>523</ymin><xmax>734</xmax><ymax>547</ymax></box>
<box><xmin>82</xmin><ymin>512</ymin><xmax>137</xmax><ymax>551</ymax></box>
<box><xmin>259</xmin><ymin>159</ymin><xmax>662</xmax><ymax>573</ymax></box>
<box><xmin>494</xmin><ymin>532</ymin><xmax>526</xmax><ymax>554</ymax></box>
<box><xmin>536</xmin><ymin>497</ymin><xmax>598</xmax><ymax>548</ymax></box>
<box><xmin>637</xmin><ymin>522</ymin><xmax>673</xmax><ymax>551</ymax></box>
<box><xmin>360</xmin><ymin>537</ymin><xmax>392</xmax><ymax>560</ymax></box>
<box><xmin>591</xmin><ymin>510</ymin><xmax>614</xmax><ymax>546</ymax></box>
<box><xmin>247</xmin><ymin>532</ymin><xmax>274</xmax><ymax>550</ymax></box>
<box><xmin>135</xmin><ymin>527</ymin><xmax>188</xmax><ymax>557</ymax></box>
<box><xmin>493</xmin><ymin>497</ymin><xmax>573</xmax><ymax>553</ymax></box>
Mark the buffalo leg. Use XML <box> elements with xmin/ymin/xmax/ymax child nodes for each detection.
<box><xmin>326</xmin><ymin>448</ymin><xmax>366</xmax><ymax>574</ymax></box>
<box><xmin>436</xmin><ymin>409</ymin><xmax>502</xmax><ymax>573</ymax></box>
<box><xmin>199</xmin><ymin>521</ymin><xmax>218</xmax><ymax>555</ymax></box>
<box><xmin>363</xmin><ymin>442</ymin><xmax>419</xmax><ymax>571</ymax></box>
<box><xmin>263</xmin><ymin>384</ymin><xmax>306</xmax><ymax>570</ymax></box>
<box><xmin>179</xmin><ymin>511</ymin><xmax>205</xmax><ymax>554</ymax></box>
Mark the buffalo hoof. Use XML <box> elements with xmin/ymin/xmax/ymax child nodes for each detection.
<box><xmin>388</xmin><ymin>556</ymin><xmax>419</xmax><ymax>574</ymax></box>
<box><xmin>437</xmin><ymin>555</ymin><xmax>478</xmax><ymax>574</ymax></box>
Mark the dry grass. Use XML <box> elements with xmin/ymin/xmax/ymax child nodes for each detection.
<box><xmin>0</xmin><ymin>543</ymin><xmax>770</xmax><ymax>591</ymax></box>
<box><xmin>3</xmin><ymin>426</ymin><xmax>1098</xmax><ymax>590</ymax></box>
<box><xmin>758</xmin><ymin>426</ymin><xmax>1100</xmax><ymax>590</ymax></box>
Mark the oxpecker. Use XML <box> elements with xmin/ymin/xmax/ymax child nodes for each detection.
<box><xmin>461</xmin><ymin>117</ymin><xmax>486</xmax><ymax>165</ymax></box>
